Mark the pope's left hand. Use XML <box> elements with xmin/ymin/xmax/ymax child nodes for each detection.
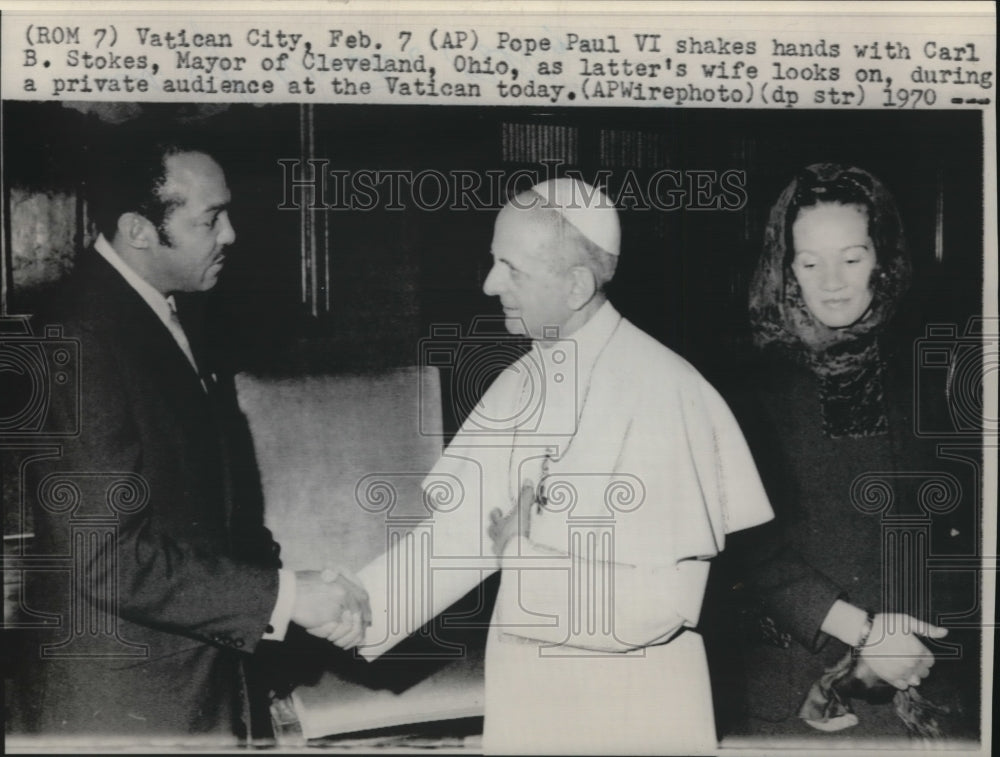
<box><xmin>489</xmin><ymin>481</ymin><xmax>535</xmax><ymax>556</ymax></box>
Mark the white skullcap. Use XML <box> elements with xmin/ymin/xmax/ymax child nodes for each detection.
<box><xmin>528</xmin><ymin>178</ymin><xmax>621</xmax><ymax>256</ymax></box>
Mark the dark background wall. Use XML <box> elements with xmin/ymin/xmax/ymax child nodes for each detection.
<box><xmin>2</xmin><ymin>102</ymin><xmax>984</xmax><ymax>422</ymax></box>
<box><xmin>1</xmin><ymin>101</ymin><xmax>986</xmax><ymax>741</ymax></box>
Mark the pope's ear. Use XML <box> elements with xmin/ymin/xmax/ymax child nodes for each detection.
<box><xmin>566</xmin><ymin>265</ymin><xmax>597</xmax><ymax>310</ymax></box>
<box><xmin>117</xmin><ymin>212</ymin><xmax>156</xmax><ymax>249</ymax></box>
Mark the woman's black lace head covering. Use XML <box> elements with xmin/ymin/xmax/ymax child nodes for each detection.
<box><xmin>749</xmin><ymin>163</ymin><xmax>912</xmax><ymax>354</ymax></box>
<box><xmin>749</xmin><ymin>164</ymin><xmax>912</xmax><ymax>438</ymax></box>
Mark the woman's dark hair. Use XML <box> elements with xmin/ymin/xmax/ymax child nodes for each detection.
<box><xmin>783</xmin><ymin>165</ymin><xmax>896</xmax><ymax>268</ymax></box>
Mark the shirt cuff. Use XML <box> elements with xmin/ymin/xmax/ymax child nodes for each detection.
<box><xmin>820</xmin><ymin>599</ymin><xmax>869</xmax><ymax>647</ymax></box>
<box><xmin>262</xmin><ymin>568</ymin><xmax>296</xmax><ymax>641</ymax></box>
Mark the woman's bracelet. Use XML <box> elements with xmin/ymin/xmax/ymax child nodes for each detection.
<box><xmin>853</xmin><ymin>611</ymin><xmax>876</xmax><ymax>655</ymax></box>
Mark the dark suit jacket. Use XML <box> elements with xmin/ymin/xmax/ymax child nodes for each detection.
<box><xmin>22</xmin><ymin>249</ymin><xmax>282</xmax><ymax>742</ymax></box>
<box><xmin>706</xmin><ymin>332</ymin><xmax>980</xmax><ymax>736</ymax></box>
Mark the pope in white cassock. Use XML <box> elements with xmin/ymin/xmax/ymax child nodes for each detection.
<box><xmin>351</xmin><ymin>178</ymin><xmax>774</xmax><ymax>754</ymax></box>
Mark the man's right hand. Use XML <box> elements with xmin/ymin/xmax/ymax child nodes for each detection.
<box><xmin>291</xmin><ymin>569</ymin><xmax>371</xmax><ymax>649</ymax></box>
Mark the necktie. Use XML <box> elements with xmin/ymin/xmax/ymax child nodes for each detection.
<box><xmin>165</xmin><ymin>296</ymin><xmax>209</xmax><ymax>392</ymax></box>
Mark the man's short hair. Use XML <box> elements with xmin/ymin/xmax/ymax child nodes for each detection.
<box><xmin>87</xmin><ymin>125</ymin><xmax>208</xmax><ymax>245</ymax></box>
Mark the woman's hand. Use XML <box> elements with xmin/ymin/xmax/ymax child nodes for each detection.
<box><xmin>858</xmin><ymin>613</ymin><xmax>948</xmax><ymax>689</ymax></box>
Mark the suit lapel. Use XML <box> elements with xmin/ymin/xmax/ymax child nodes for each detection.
<box><xmin>76</xmin><ymin>250</ymin><xmax>237</xmax><ymax>531</ymax></box>
<box><xmin>80</xmin><ymin>249</ymin><xmax>209</xmax><ymax>398</ymax></box>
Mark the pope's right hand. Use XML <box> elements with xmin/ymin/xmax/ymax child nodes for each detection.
<box><xmin>291</xmin><ymin>569</ymin><xmax>371</xmax><ymax>649</ymax></box>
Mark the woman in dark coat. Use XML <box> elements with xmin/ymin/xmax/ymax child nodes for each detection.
<box><xmin>715</xmin><ymin>163</ymin><xmax>980</xmax><ymax>740</ymax></box>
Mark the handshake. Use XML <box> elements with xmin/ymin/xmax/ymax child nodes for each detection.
<box><xmin>291</xmin><ymin>568</ymin><xmax>372</xmax><ymax>650</ymax></box>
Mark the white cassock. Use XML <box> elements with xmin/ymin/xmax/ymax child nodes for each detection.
<box><xmin>357</xmin><ymin>302</ymin><xmax>773</xmax><ymax>755</ymax></box>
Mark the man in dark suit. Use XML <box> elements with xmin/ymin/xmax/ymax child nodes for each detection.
<box><xmin>20</xmin><ymin>135</ymin><xmax>368</xmax><ymax>744</ymax></box>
